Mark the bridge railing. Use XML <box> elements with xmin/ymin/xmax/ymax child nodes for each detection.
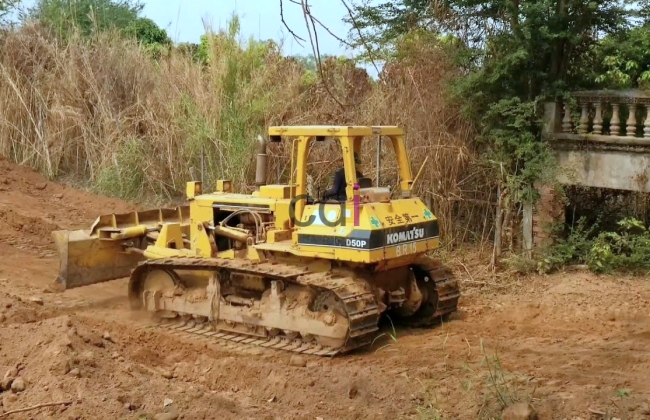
<box><xmin>551</xmin><ymin>90</ymin><xmax>650</xmax><ymax>145</ymax></box>
<box><xmin>531</xmin><ymin>90</ymin><xmax>650</xmax><ymax>252</ymax></box>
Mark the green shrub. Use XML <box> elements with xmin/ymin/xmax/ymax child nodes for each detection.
<box><xmin>588</xmin><ymin>218</ymin><xmax>650</xmax><ymax>273</ymax></box>
<box><xmin>539</xmin><ymin>217</ymin><xmax>650</xmax><ymax>274</ymax></box>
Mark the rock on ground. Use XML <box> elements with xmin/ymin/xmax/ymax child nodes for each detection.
<box><xmin>0</xmin><ymin>377</ymin><xmax>14</xmax><ymax>391</ymax></box>
<box><xmin>29</xmin><ymin>296</ymin><xmax>44</xmax><ymax>305</ymax></box>
<box><xmin>10</xmin><ymin>377</ymin><xmax>25</xmax><ymax>393</ymax></box>
<box><xmin>4</xmin><ymin>368</ymin><xmax>18</xmax><ymax>379</ymax></box>
<box><xmin>289</xmin><ymin>355</ymin><xmax>307</xmax><ymax>367</ymax></box>
<box><xmin>502</xmin><ymin>402</ymin><xmax>538</xmax><ymax>420</ymax></box>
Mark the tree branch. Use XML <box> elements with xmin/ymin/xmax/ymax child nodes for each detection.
<box><xmin>340</xmin><ymin>0</ymin><xmax>381</xmax><ymax>78</ymax></box>
<box><xmin>280</xmin><ymin>0</ymin><xmax>305</xmax><ymax>46</ymax></box>
<box><xmin>0</xmin><ymin>401</ymin><xmax>73</xmax><ymax>418</ymax></box>
<box><xmin>301</xmin><ymin>6</ymin><xmax>352</xmax><ymax>47</ymax></box>
<box><xmin>300</xmin><ymin>0</ymin><xmax>346</xmax><ymax>109</ymax></box>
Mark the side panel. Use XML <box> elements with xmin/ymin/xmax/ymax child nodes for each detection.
<box><xmin>294</xmin><ymin>199</ymin><xmax>440</xmax><ymax>264</ymax></box>
<box><xmin>297</xmin><ymin>220</ymin><xmax>439</xmax><ymax>250</ymax></box>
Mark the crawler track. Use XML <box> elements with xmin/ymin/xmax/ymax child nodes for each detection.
<box><xmin>129</xmin><ymin>257</ymin><xmax>382</xmax><ymax>356</ymax></box>
<box><xmin>412</xmin><ymin>256</ymin><xmax>461</xmax><ymax>327</ymax></box>
<box><xmin>128</xmin><ymin>256</ymin><xmax>459</xmax><ymax>356</ymax></box>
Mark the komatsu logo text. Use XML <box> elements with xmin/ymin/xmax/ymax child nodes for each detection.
<box><xmin>386</xmin><ymin>227</ymin><xmax>425</xmax><ymax>245</ymax></box>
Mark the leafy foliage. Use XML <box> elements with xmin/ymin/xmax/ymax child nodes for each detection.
<box><xmin>174</xmin><ymin>16</ymin><xmax>281</xmax><ymax>191</ymax></box>
<box><xmin>0</xmin><ymin>0</ymin><xmax>19</xmax><ymax>23</ymax></box>
<box><xmin>29</xmin><ymin>0</ymin><xmax>142</xmax><ymax>38</ymax></box>
<box><xmin>28</xmin><ymin>0</ymin><xmax>169</xmax><ymax>48</ymax></box>
<box><xmin>176</xmin><ymin>41</ymin><xmax>199</xmax><ymax>60</ymax></box>
<box><xmin>345</xmin><ymin>0</ymin><xmax>431</xmax><ymax>59</ymax></box>
<box><xmin>124</xmin><ymin>16</ymin><xmax>170</xmax><ymax>46</ymax></box>
<box><xmin>292</xmin><ymin>54</ymin><xmax>319</xmax><ymax>72</ymax></box>
<box><xmin>291</xmin><ymin>54</ymin><xmax>334</xmax><ymax>87</ymax></box>
<box><xmin>539</xmin><ymin>217</ymin><xmax>650</xmax><ymax>273</ymax></box>
<box><xmin>592</xmin><ymin>24</ymin><xmax>650</xmax><ymax>89</ymax></box>
<box><xmin>348</xmin><ymin>1</ymin><xmax>642</xmax><ymax>205</ymax></box>
<box><xmin>350</xmin><ymin>1</ymin><xmax>633</xmax><ymax>89</ymax></box>
<box><xmin>588</xmin><ymin>218</ymin><xmax>650</xmax><ymax>273</ymax></box>
<box><xmin>537</xmin><ymin>218</ymin><xmax>598</xmax><ymax>273</ymax></box>
<box><xmin>480</xmin><ymin>97</ymin><xmax>551</xmax><ymax>201</ymax></box>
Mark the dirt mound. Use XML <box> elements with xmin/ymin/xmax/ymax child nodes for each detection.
<box><xmin>0</xmin><ymin>157</ymin><xmax>133</xmax><ymax>248</ymax></box>
<box><xmin>0</xmin><ymin>290</ymin><xmax>55</xmax><ymax>325</ymax></box>
<box><xmin>0</xmin><ymin>295</ymin><xmax>252</xmax><ymax>419</ymax></box>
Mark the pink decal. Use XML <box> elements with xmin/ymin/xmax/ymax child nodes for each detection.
<box><xmin>353</xmin><ymin>183</ymin><xmax>360</xmax><ymax>226</ymax></box>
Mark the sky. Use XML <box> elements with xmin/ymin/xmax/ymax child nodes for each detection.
<box><xmin>143</xmin><ymin>0</ymin><xmax>356</xmax><ymax>58</ymax></box>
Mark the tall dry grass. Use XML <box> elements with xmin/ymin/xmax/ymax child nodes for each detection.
<box><xmin>0</xmin><ymin>20</ymin><xmax>495</xmax><ymax>246</ymax></box>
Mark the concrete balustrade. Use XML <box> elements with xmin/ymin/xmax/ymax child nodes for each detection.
<box><xmin>555</xmin><ymin>90</ymin><xmax>650</xmax><ymax>145</ymax></box>
<box><xmin>526</xmin><ymin>90</ymin><xmax>650</xmax><ymax>251</ymax></box>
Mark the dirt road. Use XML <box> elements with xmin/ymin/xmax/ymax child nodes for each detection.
<box><xmin>1</xmin><ymin>157</ymin><xmax>649</xmax><ymax>419</ymax></box>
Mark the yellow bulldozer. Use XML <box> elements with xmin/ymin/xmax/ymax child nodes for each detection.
<box><xmin>52</xmin><ymin>126</ymin><xmax>460</xmax><ymax>356</ymax></box>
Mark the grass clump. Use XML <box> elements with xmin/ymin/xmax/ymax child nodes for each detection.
<box><xmin>93</xmin><ymin>136</ymin><xmax>148</xmax><ymax>200</ymax></box>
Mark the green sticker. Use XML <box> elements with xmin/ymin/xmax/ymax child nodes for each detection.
<box><xmin>424</xmin><ymin>209</ymin><xmax>433</xmax><ymax>220</ymax></box>
<box><xmin>370</xmin><ymin>216</ymin><xmax>380</xmax><ymax>228</ymax></box>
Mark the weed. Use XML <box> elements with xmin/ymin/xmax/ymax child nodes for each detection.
<box><xmin>615</xmin><ymin>389</ymin><xmax>631</xmax><ymax>398</ymax></box>
<box><xmin>539</xmin><ymin>216</ymin><xmax>650</xmax><ymax>274</ymax></box>
<box><xmin>475</xmin><ymin>340</ymin><xmax>538</xmax><ymax>419</ymax></box>
<box><xmin>371</xmin><ymin>315</ymin><xmax>398</xmax><ymax>353</ymax></box>
<box><xmin>415</xmin><ymin>379</ymin><xmax>444</xmax><ymax>420</ymax></box>
<box><xmin>93</xmin><ymin>137</ymin><xmax>148</xmax><ymax>200</ymax></box>
<box><xmin>537</xmin><ymin>217</ymin><xmax>597</xmax><ymax>273</ymax></box>
<box><xmin>480</xmin><ymin>340</ymin><xmax>519</xmax><ymax>410</ymax></box>
<box><xmin>502</xmin><ymin>253</ymin><xmax>538</xmax><ymax>275</ymax></box>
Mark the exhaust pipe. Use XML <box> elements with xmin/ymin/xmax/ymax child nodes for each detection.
<box><xmin>255</xmin><ymin>135</ymin><xmax>267</xmax><ymax>191</ymax></box>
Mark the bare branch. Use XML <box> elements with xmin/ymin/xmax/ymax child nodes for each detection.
<box><xmin>0</xmin><ymin>401</ymin><xmax>73</xmax><ymax>418</ymax></box>
<box><xmin>305</xmin><ymin>10</ymin><xmax>353</xmax><ymax>48</ymax></box>
<box><xmin>280</xmin><ymin>0</ymin><xmax>305</xmax><ymax>46</ymax></box>
<box><xmin>339</xmin><ymin>0</ymin><xmax>381</xmax><ymax>77</ymax></box>
<box><xmin>280</xmin><ymin>0</ymin><xmax>385</xmax><ymax>108</ymax></box>
<box><xmin>300</xmin><ymin>0</ymin><xmax>346</xmax><ymax>109</ymax></box>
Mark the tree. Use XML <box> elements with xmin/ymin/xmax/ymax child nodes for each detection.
<box><xmin>347</xmin><ymin>0</ymin><xmax>648</xmax><ymax>199</ymax></box>
<box><xmin>350</xmin><ymin>1</ymin><xmax>638</xmax><ymax>95</ymax></box>
<box><xmin>29</xmin><ymin>0</ymin><xmax>143</xmax><ymax>38</ymax></box>
<box><xmin>0</xmin><ymin>0</ymin><xmax>19</xmax><ymax>23</ymax></box>
<box><xmin>293</xmin><ymin>54</ymin><xmax>319</xmax><ymax>72</ymax></box>
<box><xmin>124</xmin><ymin>17</ymin><xmax>170</xmax><ymax>46</ymax></box>
<box><xmin>592</xmin><ymin>23</ymin><xmax>650</xmax><ymax>89</ymax></box>
<box><xmin>28</xmin><ymin>0</ymin><xmax>171</xmax><ymax>48</ymax></box>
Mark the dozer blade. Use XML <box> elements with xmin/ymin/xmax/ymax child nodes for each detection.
<box><xmin>52</xmin><ymin>206</ymin><xmax>190</xmax><ymax>290</ymax></box>
<box><xmin>52</xmin><ymin>229</ymin><xmax>146</xmax><ymax>290</ymax></box>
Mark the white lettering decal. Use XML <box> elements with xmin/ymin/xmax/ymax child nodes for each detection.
<box><xmin>386</xmin><ymin>227</ymin><xmax>425</xmax><ymax>245</ymax></box>
<box><xmin>346</xmin><ymin>239</ymin><xmax>367</xmax><ymax>248</ymax></box>
<box><xmin>396</xmin><ymin>242</ymin><xmax>417</xmax><ymax>257</ymax></box>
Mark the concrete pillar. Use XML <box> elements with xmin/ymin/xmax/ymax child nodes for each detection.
<box><xmin>522</xmin><ymin>202</ymin><xmax>533</xmax><ymax>259</ymax></box>
<box><xmin>542</xmin><ymin>101</ymin><xmax>562</xmax><ymax>139</ymax></box>
<box><xmin>532</xmin><ymin>185</ymin><xmax>564</xmax><ymax>249</ymax></box>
